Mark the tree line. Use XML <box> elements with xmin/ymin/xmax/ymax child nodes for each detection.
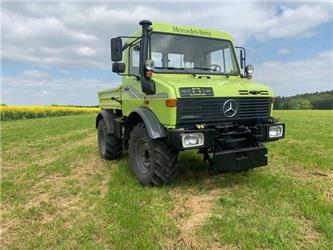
<box><xmin>274</xmin><ymin>90</ymin><xmax>333</xmax><ymax>110</ymax></box>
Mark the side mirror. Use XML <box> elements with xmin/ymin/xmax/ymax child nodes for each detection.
<box><xmin>112</xmin><ymin>62</ymin><xmax>125</xmax><ymax>73</ymax></box>
<box><xmin>235</xmin><ymin>46</ymin><xmax>246</xmax><ymax>76</ymax></box>
<box><xmin>240</xmin><ymin>50</ymin><xmax>245</xmax><ymax>69</ymax></box>
<box><xmin>111</xmin><ymin>37</ymin><xmax>123</xmax><ymax>61</ymax></box>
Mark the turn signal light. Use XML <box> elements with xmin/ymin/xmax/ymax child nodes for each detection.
<box><xmin>165</xmin><ymin>99</ymin><xmax>177</xmax><ymax>107</ymax></box>
<box><xmin>145</xmin><ymin>70</ymin><xmax>153</xmax><ymax>78</ymax></box>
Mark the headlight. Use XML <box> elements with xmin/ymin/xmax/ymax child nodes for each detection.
<box><xmin>182</xmin><ymin>133</ymin><xmax>204</xmax><ymax>148</ymax></box>
<box><xmin>246</xmin><ymin>64</ymin><xmax>254</xmax><ymax>74</ymax></box>
<box><xmin>269</xmin><ymin>125</ymin><xmax>284</xmax><ymax>138</ymax></box>
<box><xmin>145</xmin><ymin>59</ymin><xmax>155</xmax><ymax>70</ymax></box>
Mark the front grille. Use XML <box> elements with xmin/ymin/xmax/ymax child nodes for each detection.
<box><xmin>177</xmin><ymin>97</ymin><xmax>271</xmax><ymax>125</ymax></box>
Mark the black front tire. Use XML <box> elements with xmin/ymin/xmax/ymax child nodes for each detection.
<box><xmin>129</xmin><ymin>123</ymin><xmax>178</xmax><ymax>186</ymax></box>
<box><xmin>98</xmin><ymin>119</ymin><xmax>122</xmax><ymax>160</ymax></box>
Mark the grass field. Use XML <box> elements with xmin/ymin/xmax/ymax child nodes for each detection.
<box><xmin>1</xmin><ymin>110</ymin><xmax>332</xmax><ymax>249</ymax></box>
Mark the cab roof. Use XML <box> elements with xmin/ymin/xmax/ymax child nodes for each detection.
<box><xmin>130</xmin><ymin>22</ymin><xmax>233</xmax><ymax>41</ymax></box>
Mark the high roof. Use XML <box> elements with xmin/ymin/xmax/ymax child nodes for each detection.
<box><xmin>129</xmin><ymin>22</ymin><xmax>233</xmax><ymax>42</ymax></box>
<box><xmin>151</xmin><ymin>23</ymin><xmax>233</xmax><ymax>41</ymax></box>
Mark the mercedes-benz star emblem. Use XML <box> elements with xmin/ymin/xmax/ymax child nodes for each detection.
<box><xmin>223</xmin><ymin>99</ymin><xmax>238</xmax><ymax>118</ymax></box>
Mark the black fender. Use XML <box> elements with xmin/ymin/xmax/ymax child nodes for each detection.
<box><xmin>96</xmin><ymin>109</ymin><xmax>116</xmax><ymax>133</ymax></box>
<box><xmin>125</xmin><ymin>107</ymin><xmax>167</xmax><ymax>140</ymax></box>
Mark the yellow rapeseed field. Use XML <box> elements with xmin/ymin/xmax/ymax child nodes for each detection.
<box><xmin>0</xmin><ymin>105</ymin><xmax>100</xmax><ymax>121</ymax></box>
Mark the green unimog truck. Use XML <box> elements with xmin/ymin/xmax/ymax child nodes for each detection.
<box><xmin>96</xmin><ymin>20</ymin><xmax>285</xmax><ymax>186</ymax></box>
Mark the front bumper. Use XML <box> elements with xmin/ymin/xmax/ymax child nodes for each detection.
<box><xmin>167</xmin><ymin>121</ymin><xmax>284</xmax><ymax>173</ymax></box>
<box><xmin>167</xmin><ymin>122</ymin><xmax>285</xmax><ymax>150</ymax></box>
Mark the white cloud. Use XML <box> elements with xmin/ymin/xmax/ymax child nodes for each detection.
<box><xmin>278</xmin><ymin>48</ymin><xmax>295</xmax><ymax>55</ymax></box>
<box><xmin>59</xmin><ymin>68</ymin><xmax>70</xmax><ymax>74</ymax></box>
<box><xmin>1</xmin><ymin>2</ymin><xmax>332</xmax><ymax>68</ymax></box>
<box><xmin>1</xmin><ymin>2</ymin><xmax>332</xmax><ymax>105</ymax></box>
<box><xmin>22</xmin><ymin>69</ymin><xmax>47</xmax><ymax>78</ymax></box>
<box><xmin>255</xmin><ymin>50</ymin><xmax>333</xmax><ymax>96</ymax></box>
<box><xmin>2</xmin><ymin>76</ymin><xmax>118</xmax><ymax>90</ymax></box>
<box><xmin>76</xmin><ymin>47</ymin><xmax>96</xmax><ymax>57</ymax></box>
<box><xmin>1</xmin><ymin>76</ymin><xmax>120</xmax><ymax>105</ymax></box>
<box><xmin>253</xmin><ymin>4</ymin><xmax>332</xmax><ymax>41</ymax></box>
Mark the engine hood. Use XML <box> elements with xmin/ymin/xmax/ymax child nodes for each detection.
<box><xmin>152</xmin><ymin>73</ymin><xmax>273</xmax><ymax>98</ymax></box>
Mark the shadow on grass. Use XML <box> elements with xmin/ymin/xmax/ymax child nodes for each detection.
<box><xmin>170</xmin><ymin>150</ymin><xmax>254</xmax><ymax>190</ymax></box>
<box><xmin>106</xmin><ymin>150</ymin><xmax>254</xmax><ymax>191</ymax></box>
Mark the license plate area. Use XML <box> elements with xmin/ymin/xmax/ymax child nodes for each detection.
<box><xmin>209</xmin><ymin>146</ymin><xmax>268</xmax><ymax>173</ymax></box>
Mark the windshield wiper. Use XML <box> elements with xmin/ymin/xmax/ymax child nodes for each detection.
<box><xmin>155</xmin><ymin>67</ymin><xmax>196</xmax><ymax>77</ymax></box>
<box><xmin>193</xmin><ymin>67</ymin><xmax>229</xmax><ymax>78</ymax></box>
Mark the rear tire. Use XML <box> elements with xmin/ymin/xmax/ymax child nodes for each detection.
<box><xmin>98</xmin><ymin>119</ymin><xmax>122</xmax><ymax>160</ymax></box>
<box><xmin>129</xmin><ymin>123</ymin><xmax>178</xmax><ymax>186</ymax></box>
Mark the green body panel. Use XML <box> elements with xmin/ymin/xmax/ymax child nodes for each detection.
<box><xmin>120</xmin><ymin>74</ymin><xmax>178</xmax><ymax>127</ymax></box>
<box><xmin>152</xmin><ymin>74</ymin><xmax>273</xmax><ymax>98</ymax></box>
<box><xmin>98</xmin><ymin>87</ymin><xmax>121</xmax><ymax>110</ymax></box>
<box><xmin>99</xmin><ymin>23</ymin><xmax>274</xmax><ymax>128</ymax></box>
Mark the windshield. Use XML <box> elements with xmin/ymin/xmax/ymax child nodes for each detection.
<box><xmin>150</xmin><ymin>33</ymin><xmax>240</xmax><ymax>76</ymax></box>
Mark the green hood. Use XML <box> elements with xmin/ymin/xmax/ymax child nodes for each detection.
<box><xmin>152</xmin><ymin>74</ymin><xmax>273</xmax><ymax>98</ymax></box>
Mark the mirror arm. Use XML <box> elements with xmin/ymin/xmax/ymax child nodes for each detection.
<box><xmin>117</xmin><ymin>73</ymin><xmax>140</xmax><ymax>81</ymax></box>
<box><xmin>112</xmin><ymin>36</ymin><xmax>141</xmax><ymax>51</ymax></box>
<box><xmin>110</xmin><ymin>36</ymin><xmax>141</xmax><ymax>58</ymax></box>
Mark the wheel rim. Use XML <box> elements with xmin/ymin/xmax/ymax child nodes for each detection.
<box><xmin>135</xmin><ymin>138</ymin><xmax>151</xmax><ymax>175</ymax></box>
<box><xmin>98</xmin><ymin>125</ymin><xmax>106</xmax><ymax>155</ymax></box>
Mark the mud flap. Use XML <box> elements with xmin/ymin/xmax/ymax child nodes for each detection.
<box><xmin>209</xmin><ymin>146</ymin><xmax>268</xmax><ymax>174</ymax></box>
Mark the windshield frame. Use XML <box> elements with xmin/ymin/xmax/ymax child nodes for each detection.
<box><xmin>149</xmin><ymin>31</ymin><xmax>241</xmax><ymax>76</ymax></box>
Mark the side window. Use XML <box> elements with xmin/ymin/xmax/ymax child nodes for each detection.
<box><xmin>129</xmin><ymin>44</ymin><xmax>140</xmax><ymax>75</ymax></box>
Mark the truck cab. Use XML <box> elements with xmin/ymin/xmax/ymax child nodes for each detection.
<box><xmin>96</xmin><ymin>20</ymin><xmax>285</xmax><ymax>186</ymax></box>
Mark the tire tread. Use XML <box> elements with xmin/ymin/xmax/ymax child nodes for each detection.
<box><xmin>129</xmin><ymin>123</ymin><xmax>178</xmax><ymax>186</ymax></box>
<box><xmin>98</xmin><ymin>119</ymin><xmax>122</xmax><ymax>160</ymax></box>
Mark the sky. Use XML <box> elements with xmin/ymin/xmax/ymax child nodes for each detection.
<box><xmin>1</xmin><ymin>1</ymin><xmax>333</xmax><ymax>106</ymax></box>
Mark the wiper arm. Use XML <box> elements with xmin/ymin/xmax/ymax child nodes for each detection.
<box><xmin>193</xmin><ymin>67</ymin><xmax>229</xmax><ymax>78</ymax></box>
<box><xmin>155</xmin><ymin>66</ymin><xmax>178</xmax><ymax>70</ymax></box>
<box><xmin>155</xmin><ymin>67</ymin><xmax>196</xmax><ymax>77</ymax></box>
<box><xmin>180</xmin><ymin>68</ymin><xmax>196</xmax><ymax>77</ymax></box>
<box><xmin>193</xmin><ymin>67</ymin><xmax>212</xmax><ymax>71</ymax></box>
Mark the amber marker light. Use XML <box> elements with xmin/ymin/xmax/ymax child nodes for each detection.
<box><xmin>165</xmin><ymin>99</ymin><xmax>177</xmax><ymax>107</ymax></box>
<box><xmin>145</xmin><ymin>70</ymin><xmax>153</xmax><ymax>78</ymax></box>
